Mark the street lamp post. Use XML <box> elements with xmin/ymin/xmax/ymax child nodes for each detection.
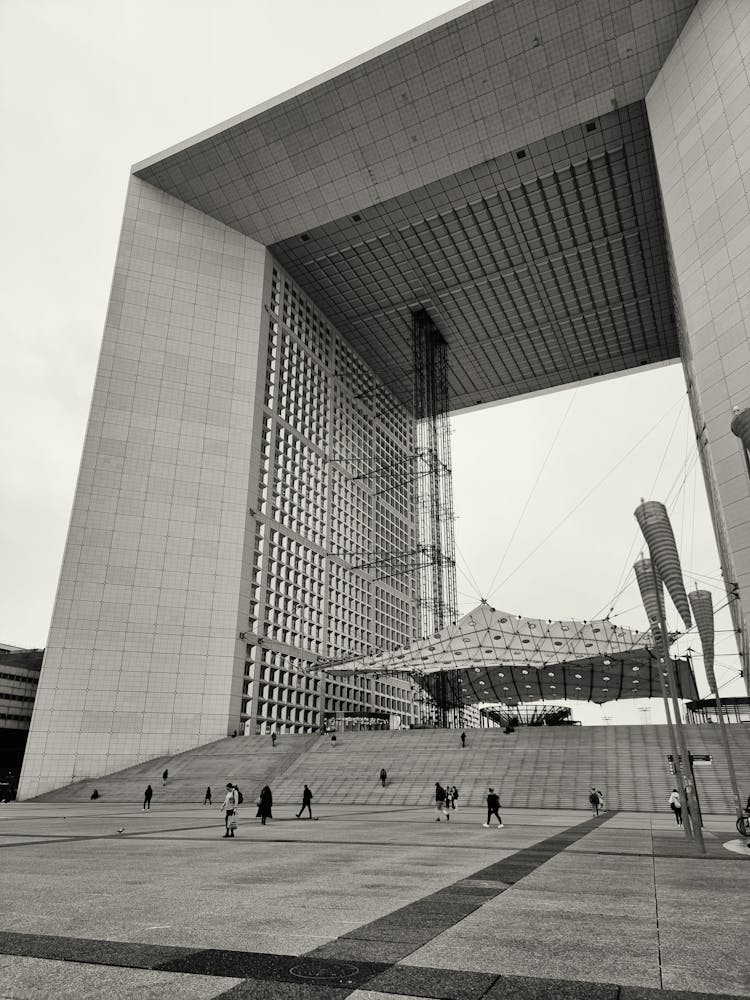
<box><xmin>635</xmin><ymin>501</ymin><xmax>705</xmax><ymax>853</ymax></box>
<box><xmin>633</xmin><ymin>557</ymin><xmax>695</xmax><ymax>842</ymax></box>
<box><xmin>688</xmin><ymin>588</ymin><xmax>743</xmax><ymax>816</ymax></box>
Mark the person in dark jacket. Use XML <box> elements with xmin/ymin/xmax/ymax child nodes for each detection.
<box><xmin>588</xmin><ymin>787</ymin><xmax>600</xmax><ymax>816</ymax></box>
<box><xmin>162</xmin><ymin>769</ymin><xmax>168</xmax><ymax>786</ymax></box>
<box><xmin>460</xmin><ymin>731</ymin><xmax>466</xmax><ymax>748</ymax></box>
<box><xmin>379</xmin><ymin>768</ymin><xmax>387</xmax><ymax>787</ymax></box>
<box><xmin>204</xmin><ymin>786</ymin><xmax>212</xmax><ymax>805</ymax></box>
<box><xmin>296</xmin><ymin>784</ymin><xmax>313</xmax><ymax>819</ymax></box>
<box><xmin>434</xmin><ymin>782</ymin><xmax>447</xmax><ymax>821</ymax></box>
<box><xmin>484</xmin><ymin>787</ymin><xmax>503</xmax><ymax>828</ymax></box>
<box><xmin>257</xmin><ymin>785</ymin><xmax>273</xmax><ymax>825</ymax></box>
<box><xmin>143</xmin><ymin>784</ymin><xmax>153</xmax><ymax>810</ymax></box>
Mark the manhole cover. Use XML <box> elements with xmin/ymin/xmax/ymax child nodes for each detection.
<box><xmin>290</xmin><ymin>961</ymin><xmax>360</xmax><ymax>982</ymax></box>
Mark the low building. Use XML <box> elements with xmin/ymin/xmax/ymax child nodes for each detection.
<box><xmin>0</xmin><ymin>645</ymin><xmax>43</xmax><ymax>799</ymax></box>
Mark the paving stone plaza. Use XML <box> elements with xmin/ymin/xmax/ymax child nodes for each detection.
<box><xmin>1</xmin><ymin>802</ymin><xmax>748</xmax><ymax>999</ymax></box>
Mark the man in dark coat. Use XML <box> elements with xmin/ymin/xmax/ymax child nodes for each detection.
<box><xmin>296</xmin><ymin>784</ymin><xmax>313</xmax><ymax>819</ymax></box>
<box><xmin>484</xmin><ymin>787</ymin><xmax>503</xmax><ymax>828</ymax></box>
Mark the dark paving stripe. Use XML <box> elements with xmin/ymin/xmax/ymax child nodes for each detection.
<box><xmin>363</xmin><ymin>963</ymin><xmax>499</xmax><ymax>998</ymax></box>
<box><xmin>618</xmin><ymin>988</ymin><xmax>747</xmax><ymax>1000</ymax></box>
<box><xmin>212</xmin><ymin>983</ymin><xmax>351</xmax><ymax>1000</ymax></box>
<box><xmin>0</xmin><ymin>931</ymin><xmax>386</xmax><ymax>991</ymax></box>
<box><xmin>0</xmin><ymin>932</ymin><xmax>746</xmax><ymax>1000</ymax></box>
<box><xmin>361</xmin><ymin>967</ymin><xmax>750</xmax><ymax>1000</ymax></box>
<box><xmin>483</xmin><ymin>976</ymin><xmax>618</xmax><ymax>999</ymax></box>
<box><xmin>308</xmin><ymin>813</ymin><xmax>612</xmax><ymax>965</ymax></box>
<box><xmin>155</xmin><ymin>949</ymin><xmax>388</xmax><ymax>988</ymax></box>
<box><xmin>0</xmin><ymin>931</ymin><xmax>197</xmax><ymax>970</ymax></box>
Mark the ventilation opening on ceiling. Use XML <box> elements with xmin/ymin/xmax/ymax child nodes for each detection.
<box><xmin>300</xmin><ymin>233</ymin><xmax>310</xmax><ymax>242</ymax></box>
<box><xmin>516</xmin><ymin>149</ymin><xmax>526</xmax><ymax>159</ymax></box>
<box><xmin>586</xmin><ymin>121</ymin><xmax>597</xmax><ymax>132</ymax></box>
<box><xmin>352</xmin><ymin>214</ymin><xmax>362</xmax><ymax>222</ymax></box>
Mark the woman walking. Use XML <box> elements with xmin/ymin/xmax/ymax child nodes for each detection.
<box><xmin>668</xmin><ymin>788</ymin><xmax>682</xmax><ymax>826</ymax></box>
<box><xmin>257</xmin><ymin>785</ymin><xmax>273</xmax><ymax>825</ymax></box>
<box><xmin>221</xmin><ymin>783</ymin><xmax>239</xmax><ymax>838</ymax></box>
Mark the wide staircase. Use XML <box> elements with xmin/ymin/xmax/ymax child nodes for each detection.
<box><xmin>34</xmin><ymin>733</ymin><xmax>318</xmax><ymax>806</ymax></box>
<box><xmin>271</xmin><ymin>725</ymin><xmax>750</xmax><ymax>813</ymax></box>
<box><xmin>32</xmin><ymin>725</ymin><xmax>750</xmax><ymax>813</ymax></box>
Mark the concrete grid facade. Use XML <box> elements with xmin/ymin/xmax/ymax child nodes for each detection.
<box><xmin>19</xmin><ymin>0</ymin><xmax>750</xmax><ymax>796</ymax></box>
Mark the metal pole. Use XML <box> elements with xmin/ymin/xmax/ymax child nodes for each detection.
<box><xmin>655</xmin><ymin>646</ymin><xmax>696</xmax><ymax>843</ymax></box>
<box><xmin>688</xmin><ymin>754</ymin><xmax>704</xmax><ymax>828</ymax></box>
<box><xmin>712</xmin><ymin>686</ymin><xmax>743</xmax><ymax>815</ymax></box>
<box><xmin>661</xmin><ymin>638</ymin><xmax>706</xmax><ymax>852</ymax></box>
<box><xmin>648</xmin><ymin>566</ymin><xmax>698</xmax><ymax>845</ymax></box>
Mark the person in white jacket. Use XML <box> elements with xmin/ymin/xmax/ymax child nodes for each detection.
<box><xmin>221</xmin><ymin>783</ymin><xmax>238</xmax><ymax>838</ymax></box>
<box><xmin>667</xmin><ymin>788</ymin><xmax>682</xmax><ymax>826</ymax></box>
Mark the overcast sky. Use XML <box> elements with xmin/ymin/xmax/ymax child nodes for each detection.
<box><xmin>1</xmin><ymin>0</ymin><xmax>744</xmax><ymax>723</ymax></box>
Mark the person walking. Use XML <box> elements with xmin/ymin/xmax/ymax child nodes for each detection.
<box><xmin>143</xmin><ymin>784</ymin><xmax>153</xmax><ymax>810</ymax></box>
<box><xmin>271</xmin><ymin>732</ymin><xmax>277</xmax><ymax>748</ymax></box>
<box><xmin>450</xmin><ymin>784</ymin><xmax>459</xmax><ymax>809</ymax></box>
<box><xmin>296</xmin><ymin>784</ymin><xmax>313</xmax><ymax>819</ymax></box>
<box><xmin>379</xmin><ymin>768</ymin><xmax>387</xmax><ymax>788</ymax></box>
<box><xmin>221</xmin><ymin>782</ymin><xmax>238</xmax><ymax>838</ymax></box>
<box><xmin>588</xmin><ymin>787</ymin><xmax>600</xmax><ymax>816</ymax></box>
<box><xmin>257</xmin><ymin>785</ymin><xmax>273</xmax><ymax>825</ymax></box>
<box><xmin>484</xmin><ymin>787</ymin><xmax>503</xmax><ymax>828</ymax></box>
<box><xmin>204</xmin><ymin>786</ymin><xmax>212</xmax><ymax>805</ymax></box>
<box><xmin>162</xmin><ymin>768</ymin><xmax>169</xmax><ymax>787</ymax></box>
<box><xmin>668</xmin><ymin>788</ymin><xmax>683</xmax><ymax>826</ymax></box>
<box><xmin>597</xmin><ymin>788</ymin><xmax>606</xmax><ymax>812</ymax></box>
<box><xmin>460</xmin><ymin>731</ymin><xmax>466</xmax><ymax>748</ymax></box>
<box><xmin>434</xmin><ymin>782</ymin><xmax>447</xmax><ymax>821</ymax></box>
<box><xmin>444</xmin><ymin>784</ymin><xmax>453</xmax><ymax>819</ymax></box>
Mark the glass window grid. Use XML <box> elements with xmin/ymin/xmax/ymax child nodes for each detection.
<box><xmin>249</xmin><ymin>262</ymin><xmax>419</xmax><ymax>731</ymax></box>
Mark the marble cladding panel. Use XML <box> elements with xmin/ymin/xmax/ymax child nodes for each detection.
<box><xmin>647</xmin><ymin>0</ymin><xmax>750</xmax><ymax>675</ymax></box>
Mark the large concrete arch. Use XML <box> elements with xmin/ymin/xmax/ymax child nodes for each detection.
<box><xmin>19</xmin><ymin>0</ymin><xmax>750</xmax><ymax>797</ymax></box>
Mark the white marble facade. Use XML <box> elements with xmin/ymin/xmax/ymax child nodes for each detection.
<box><xmin>647</xmin><ymin>0</ymin><xmax>750</xmax><ymax>691</ymax></box>
<box><xmin>19</xmin><ymin>178</ymin><xmax>268</xmax><ymax>797</ymax></box>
